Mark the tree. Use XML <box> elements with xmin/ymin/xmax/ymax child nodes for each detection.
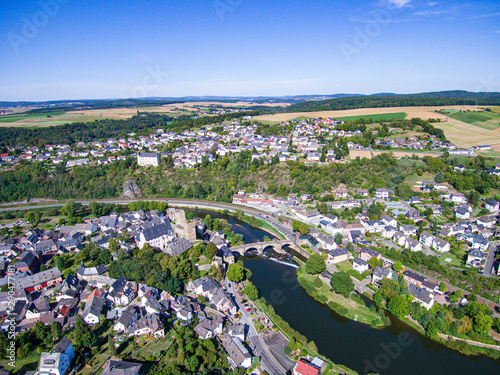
<box><xmin>334</xmin><ymin>233</ymin><xmax>343</xmax><ymax>245</ymax></box>
<box><xmin>368</xmin><ymin>203</ymin><xmax>383</xmax><ymax>220</ymax></box>
<box><xmin>373</xmin><ymin>291</ymin><xmax>384</xmax><ymax>307</ymax></box>
<box><xmin>227</xmin><ymin>263</ymin><xmax>245</xmax><ymax>282</ymax></box>
<box><xmin>51</xmin><ymin>322</ymin><xmax>62</xmax><ymax>341</ymax></box>
<box><xmin>108</xmin><ymin>238</ymin><xmax>120</xmax><ymax>253</ymax></box>
<box><xmin>24</xmin><ymin>211</ymin><xmax>40</xmax><ymax>225</ymax></box>
<box><xmin>369</xmin><ymin>256</ymin><xmax>382</xmax><ymax>269</ymax></box>
<box><xmin>203</xmin><ymin>214</ymin><xmax>212</xmax><ymax>229</ymax></box>
<box><xmin>34</xmin><ymin>321</ymin><xmax>49</xmax><ymax>340</ymax></box>
<box><xmin>378</xmin><ymin>278</ymin><xmax>400</xmax><ymax>299</ymax></box>
<box><xmin>387</xmin><ymin>295</ymin><xmax>409</xmax><ymax>317</ymax></box>
<box><xmin>61</xmin><ymin>200</ymin><xmax>80</xmax><ymax>218</ymax></box>
<box><xmin>99</xmin><ymin>248</ymin><xmax>112</xmax><ymax>265</ymax></box>
<box><xmin>205</xmin><ymin>242</ymin><xmax>218</xmax><ymax>259</ymax></box>
<box><xmin>473</xmin><ymin>312</ymin><xmax>493</xmax><ymax>333</ymax></box>
<box><xmin>305</xmin><ymin>254</ymin><xmax>326</xmax><ymax>275</ymax></box>
<box><xmin>108</xmin><ymin>334</ymin><xmax>117</xmax><ymax>356</ymax></box>
<box><xmin>439</xmin><ymin>283</ymin><xmax>447</xmax><ymax>293</ymax></box>
<box><xmin>298</xmin><ymin>223</ymin><xmax>310</xmax><ymax>235</ymax></box>
<box><xmin>73</xmin><ymin>316</ymin><xmax>95</xmax><ymax>349</ymax></box>
<box><xmin>330</xmin><ymin>271</ymin><xmax>354</xmax><ymax>298</ymax></box>
<box><xmin>243</xmin><ymin>284</ymin><xmax>259</xmax><ymax>301</ymax></box>
<box><xmin>393</xmin><ymin>261</ymin><xmax>403</xmax><ymax>272</ymax></box>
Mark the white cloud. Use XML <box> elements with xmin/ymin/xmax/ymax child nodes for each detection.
<box><xmin>388</xmin><ymin>0</ymin><xmax>412</xmax><ymax>8</ymax></box>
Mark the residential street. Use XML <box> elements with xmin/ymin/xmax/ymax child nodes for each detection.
<box><xmin>223</xmin><ymin>279</ymin><xmax>288</xmax><ymax>375</ymax></box>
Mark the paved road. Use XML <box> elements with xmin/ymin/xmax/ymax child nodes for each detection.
<box><xmin>224</xmin><ymin>279</ymin><xmax>287</xmax><ymax>375</ymax></box>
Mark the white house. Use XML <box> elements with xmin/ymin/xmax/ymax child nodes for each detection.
<box><xmin>381</xmin><ymin>225</ymin><xmax>397</xmax><ymax>239</ymax></box>
<box><xmin>221</xmin><ymin>335</ymin><xmax>252</xmax><ymax>369</ymax></box>
<box><xmin>381</xmin><ymin>215</ymin><xmax>397</xmax><ymax>228</ymax></box>
<box><xmin>375</xmin><ymin>188</ymin><xmax>390</xmax><ymax>199</ymax></box>
<box><xmin>137</xmin><ymin>152</ymin><xmax>160</xmax><ymax>167</ymax></box>
<box><xmin>352</xmin><ymin>258</ymin><xmax>370</xmax><ymax>273</ymax></box>
<box><xmin>419</xmin><ymin>231</ymin><xmax>434</xmax><ymax>247</ymax></box>
<box><xmin>432</xmin><ymin>237</ymin><xmax>450</xmax><ymax>253</ymax></box>
<box><xmin>485</xmin><ymin>199</ymin><xmax>499</xmax><ymax>212</ymax></box>
<box><xmin>409</xmin><ymin>284</ymin><xmax>434</xmax><ymax>310</ymax></box>
<box><xmin>38</xmin><ymin>338</ymin><xmax>74</xmax><ymax>375</ymax></box>
<box><xmin>477</xmin><ymin>216</ymin><xmax>496</xmax><ymax>228</ymax></box>
<box><xmin>135</xmin><ymin>222</ymin><xmax>174</xmax><ymax>250</ymax></box>
<box><xmin>405</xmin><ymin>237</ymin><xmax>422</xmax><ymax>252</ymax></box>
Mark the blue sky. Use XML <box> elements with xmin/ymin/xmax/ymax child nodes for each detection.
<box><xmin>0</xmin><ymin>0</ymin><xmax>499</xmax><ymax>101</ymax></box>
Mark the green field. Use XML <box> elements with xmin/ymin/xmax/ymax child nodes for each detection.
<box><xmin>489</xmin><ymin>106</ymin><xmax>500</xmax><ymax>114</ymax></box>
<box><xmin>444</xmin><ymin>110</ymin><xmax>500</xmax><ymax>130</ymax></box>
<box><xmin>294</xmin><ymin>112</ymin><xmax>407</xmax><ymax>123</ymax></box>
<box><xmin>0</xmin><ymin>111</ymin><xmax>66</xmax><ymax>123</ymax></box>
<box><xmin>331</xmin><ymin>112</ymin><xmax>407</xmax><ymax>122</ymax></box>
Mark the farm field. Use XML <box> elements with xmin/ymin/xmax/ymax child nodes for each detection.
<box><xmin>255</xmin><ymin>105</ymin><xmax>500</xmax><ymax>148</ymax></box>
<box><xmin>253</xmin><ymin>105</ymin><xmax>485</xmax><ymax>123</ymax></box>
<box><xmin>296</xmin><ymin>112</ymin><xmax>407</xmax><ymax>122</ymax></box>
<box><xmin>432</xmin><ymin>118</ymin><xmax>500</xmax><ymax>148</ymax></box>
<box><xmin>0</xmin><ymin>101</ymin><xmax>289</xmax><ymax>128</ymax></box>
<box><xmin>440</xmin><ymin>109</ymin><xmax>500</xmax><ymax>130</ymax></box>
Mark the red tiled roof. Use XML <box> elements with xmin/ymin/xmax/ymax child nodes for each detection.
<box><xmin>295</xmin><ymin>360</ymin><xmax>319</xmax><ymax>375</ymax></box>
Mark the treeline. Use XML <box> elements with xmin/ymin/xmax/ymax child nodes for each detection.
<box><xmin>286</xmin><ymin>92</ymin><xmax>500</xmax><ymax>113</ymax></box>
<box><xmin>26</xmin><ymin>99</ymin><xmax>183</xmax><ymax>114</ymax></box>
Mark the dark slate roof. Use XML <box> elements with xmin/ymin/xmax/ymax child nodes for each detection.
<box><xmin>142</xmin><ymin>223</ymin><xmax>171</xmax><ymax>241</ymax></box>
<box><xmin>166</xmin><ymin>237</ymin><xmax>192</xmax><ymax>256</ymax></box>
<box><xmin>100</xmin><ymin>360</ymin><xmax>143</xmax><ymax>375</ymax></box>
<box><xmin>409</xmin><ymin>284</ymin><xmax>433</xmax><ymax>304</ymax></box>
<box><xmin>14</xmin><ymin>267</ymin><xmax>62</xmax><ymax>290</ymax></box>
<box><xmin>53</xmin><ymin>337</ymin><xmax>72</xmax><ymax>353</ymax></box>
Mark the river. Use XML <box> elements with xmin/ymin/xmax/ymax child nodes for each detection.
<box><xmin>191</xmin><ymin>209</ymin><xmax>500</xmax><ymax>375</ymax></box>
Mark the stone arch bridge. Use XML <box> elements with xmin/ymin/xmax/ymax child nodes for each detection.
<box><xmin>230</xmin><ymin>239</ymin><xmax>295</xmax><ymax>256</ymax></box>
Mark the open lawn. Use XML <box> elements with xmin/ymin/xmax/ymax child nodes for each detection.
<box><xmin>440</xmin><ymin>253</ymin><xmax>465</xmax><ymax>267</ymax></box>
<box><xmin>490</xmin><ymin>107</ymin><xmax>500</xmax><ymax>114</ymax></box>
<box><xmin>0</xmin><ymin>354</ymin><xmax>40</xmax><ymax>373</ymax></box>
<box><xmin>405</xmin><ymin>172</ymin><xmax>436</xmax><ymax>186</ymax></box>
<box><xmin>335</xmin><ymin>260</ymin><xmax>352</xmax><ymax>272</ymax></box>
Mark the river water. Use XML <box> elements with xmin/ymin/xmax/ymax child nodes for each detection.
<box><xmin>191</xmin><ymin>209</ymin><xmax>500</xmax><ymax>375</ymax></box>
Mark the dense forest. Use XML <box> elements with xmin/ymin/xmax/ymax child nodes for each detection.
<box><xmin>285</xmin><ymin>91</ymin><xmax>500</xmax><ymax>112</ymax></box>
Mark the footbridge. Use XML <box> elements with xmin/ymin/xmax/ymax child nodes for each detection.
<box><xmin>230</xmin><ymin>239</ymin><xmax>295</xmax><ymax>256</ymax></box>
